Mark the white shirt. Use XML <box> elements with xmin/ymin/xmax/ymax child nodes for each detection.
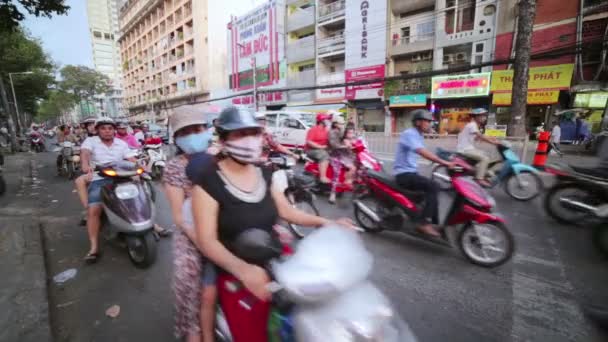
<box><xmin>134</xmin><ymin>131</ymin><xmax>145</xmax><ymax>143</ymax></box>
<box><xmin>551</xmin><ymin>125</ymin><xmax>561</xmax><ymax>143</ymax></box>
<box><xmin>457</xmin><ymin>121</ymin><xmax>480</xmax><ymax>152</ymax></box>
<box><xmin>81</xmin><ymin>136</ymin><xmax>131</xmax><ymax>180</ymax></box>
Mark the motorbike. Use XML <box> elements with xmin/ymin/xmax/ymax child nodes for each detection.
<box><xmin>431</xmin><ymin>143</ymin><xmax>543</xmax><ymax>201</ymax></box>
<box><xmin>304</xmin><ymin>137</ymin><xmax>382</xmax><ymax>196</ymax></box>
<box><xmin>55</xmin><ymin>141</ymin><xmax>81</xmax><ymax>179</ymax></box>
<box><xmin>95</xmin><ymin>161</ymin><xmax>157</xmax><ymax>268</ymax></box>
<box><xmin>29</xmin><ymin>132</ymin><xmax>45</xmax><ymax>153</ymax></box>
<box><xmin>215</xmin><ymin>226</ymin><xmax>417</xmax><ymax>342</ymax></box>
<box><xmin>140</xmin><ymin>137</ymin><xmax>166</xmax><ymax>180</ymax></box>
<box><xmin>543</xmin><ymin>163</ymin><xmax>608</xmax><ymax>225</ymax></box>
<box><xmin>353</xmin><ymin>168</ymin><xmax>514</xmax><ymax>267</ymax></box>
<box><xmin>267</xmin><ymin>153</ymin><xmax>318</xmax><ymax>238</ymax></box>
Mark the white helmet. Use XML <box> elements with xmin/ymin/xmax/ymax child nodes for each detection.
<box><xmin>254</xmin><ymin>112</ymin><xmax>266</xmax><ymax>120</ymax></box>
<box><xmin>94</xmin><ymin>117</ymin><xmax>116</xmax><ymax>129</ymax></box>
<box><xmin>0</xmin><ymin>127</ymin><xmax>8</xmax><ymax>134</ymax></box>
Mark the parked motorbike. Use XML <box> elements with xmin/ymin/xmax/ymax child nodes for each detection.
<box><xmin>95</xmin><ymin>161</ymin><xmax>157</xmax><ymax>268</ymax></box>
<box><xmin>353</xmin><ymin>168</ymin><xmax>514</xmax><ymax>267</ymax></box>
<box><xmin>544</xmin><ymin>163</ymin><xmax>608</xmax><ymax>225</ymax></box>
<box><xmin>267</xmin><ymin>153</ymin><xmax>318</xmax><ymax>238</ymax></box>
<box><xmin>215</xmin><ymin>226</ymin><xmax>417</xmax><ymax>342</ymax></box>
<box><xmin>29</xmin><ymin>132</ymin><xmax>45</xmax><ymax>153</ymax></box>
<box><xmin>55</xmin><ymin>141</ymin><xmax>81</xmax><ymax>179</ymax></box>
<box><xmin>304</xmin><ymin>137</ymin><xmax>382</xmax><ymax>195</ymax></box>
<box><xmin>141</xmin><ymin>137</ymin><xmax>166</xmax><ymax>180</ymax></box>
<box><xmin>432</xmin><ymin>143</ymin><xmax>542</xmax><ymax>201</ymax></box>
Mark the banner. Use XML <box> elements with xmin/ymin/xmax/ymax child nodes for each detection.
<box><xmin>431</xmin><ymin>73</ymin><xmax>491</xmax><ymax>99</ymax></box>
<box><xmin>485</xmin><ymin>124</ymin><xmax>507</xmax><ymax>137</ymax></box>
<box><xmin>493</xmin><ymin>90</ymin><xmax>560</xmax><ymax>106</ymax></box>
<box><xmin>344</xmin><ymin>0</ymin><xmax>387</xmax><ymax>100</ymax></box>
<box><xmin>389</xmin><ymin>94</ymin><xmax>427</xmax><ymax>107</ymax></box>
<box><xmin>490</xmin><ymin>64</ymin><xmax>574</xmax><ymax>92</ymax></box>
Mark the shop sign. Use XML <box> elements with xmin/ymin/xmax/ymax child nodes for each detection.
<box><xmin>389</xmin><ymin>94</ymin><xmax>427</xmax><ymax>107</ymax></box>
<box><xmin>485</xmin><ymin>124</ymin><xmax>507</xmax><ymax>137</ymax></box>
<box><xmin>431</xmin><ymin>72</ymin><xmax>491</xmax><ymax>99</ymax></box>
<box><xmin>345</xmin><ymin>0</ymin><xmax>387</xmax><ymax>69</ymax></box>
<box><xmin>575</xmin><ymin>92</ymin><xmax>608</xmax><ymax>108</ymax></box>
<box><xmin>490</xmin><ymin>64</ymin><xmax>574</xmax><ymax>92</ymax></box>
<box><xmin>493</xmin><ymin>90</ymin><xmax>560</xmax><ymax>106</ymax></box>
<box><xmin>316</xmin><ymin>87</ymin><xmax>345</xmax><ymax>101</ymax></box>
<box><xmin>345</xmin><ymin>65</ymin><xmax>385</xmax><ymax>100</ymax></box>
<box><xmin>231</xmin><ymin>91</ymin><xmax>286</xmax><ymax>106</ymax></box>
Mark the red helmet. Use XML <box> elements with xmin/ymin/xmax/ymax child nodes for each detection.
<box><xmin>316</xmin><ymin>113</ymin><xmax>332</xmax><ymax>123</ymax></box>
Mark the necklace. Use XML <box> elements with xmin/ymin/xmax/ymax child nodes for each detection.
<box><xmin>216</xmin><ymin>167</ymin><xmax>266</xmax><ymax>203</ymax></box>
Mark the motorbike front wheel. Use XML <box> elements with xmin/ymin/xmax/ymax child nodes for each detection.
<box><xmin>66</xmin><ymin>161</ymin><xmax>75</xmax><ymax>180</ymax></box>
<box><xmin>544</xmin><ymin>183</ymin><xmax>604</xmax><ymax>225</ymax></box>
<box><xmin>593</xmin><ymin>224</ymin><xmax>608</xmax><ymax>258</ymax></box>
<box><xmin>151</xmin><ymin>164</ymin><xmax>164</xmax><ymax>180</ymax></box>
<box><xmin>286</xmin><ymin>190</ymin><xmax>319</xmax><ymax>238</ymax></box>
<box><xmin>458</xmin><ymin>221</ymin><xmax>514</xmax><ymax>267</ymax></box>
<box><xmin>126</xmin><ymin>232</ymin><xmax>157</xmax><ymax>268</ymax></box>
<box><xmin>504</xmin><ymin>171</ymin><xmax>543</xmax><ymax>201</ymax></box>
<box><xmin>354</xmin><ymin>194</ymin><xmax>385</xmax><ymax>233</ymax></box>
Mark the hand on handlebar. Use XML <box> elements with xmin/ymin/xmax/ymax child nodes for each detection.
<box><xmin>239</xmin><ymin>264</ymin><xmax>271</xmax><ymax>301</ymax></box>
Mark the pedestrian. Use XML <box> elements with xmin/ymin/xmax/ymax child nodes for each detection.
<box><xmin>548</xmin><ymin>120</ymin><xmax>563</xmax><ymax>156</ymax></box>
<box><xmin>162</xmin><ymin>107</ymin><xmax>215</xmax><ymax>342</ymax></box>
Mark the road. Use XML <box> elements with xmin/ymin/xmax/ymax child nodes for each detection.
<box><xmin>28</xmin><ymin>150</ymin><xmax>608</xmax><ymax>342</ymax></box>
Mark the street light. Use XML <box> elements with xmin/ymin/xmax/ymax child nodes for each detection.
<box><xmin>8</xmin><ymin>71</ymin><xmax>34</xmax><ymax>132</ymax></box>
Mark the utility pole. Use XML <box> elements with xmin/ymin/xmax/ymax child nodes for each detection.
<box><xmin>0</xmin><ymin>77</ymin><xmax>18</xmax><ymax>152</ymax></box>
<box><xmin>252</xmin><ymin>56</ymin><xmax>257</xmax><ymax>111</ymax></box>
<box><xmin>508</xmin><ymin>0</ymin><xmax>537</xmax><ymax>137</ymax></box>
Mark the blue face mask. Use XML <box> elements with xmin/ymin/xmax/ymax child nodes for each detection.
<box><xmin>175</xmin><ymin>131</ymin><xmax>211</xmax><ymax>154</ymax></box>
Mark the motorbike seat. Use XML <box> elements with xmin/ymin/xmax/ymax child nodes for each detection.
<box><xmin>570</xmin><ymin>165</ymin><xmax>608</xmax><ymax>180</ymax></box>
<box><xmin>293</xmin><ymin>173</ymin><xmax>316</xmax><ymax>188</ymax></box>
<box><xmin>367</xmin><ymin>170</ymin><xmax>426</xmax><ymax>200</ymax></box>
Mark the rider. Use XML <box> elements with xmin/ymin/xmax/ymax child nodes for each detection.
<box><xmin>456</xmin><ymin>108</ymin><xmax>500</xmax><ymax>187</ymax></box>
<box><xmin>305</xmin><ymin>113</ymin><xmax>332</xmax><ymax>184</ymax></box>
<box><xmin>394</xmin><ymin>109</ymin><xmax>454</xmax><ymax>238</ymax></box>
<box><xmin>80</xmin><ymin>117</ymin><xmax>135</xmax><ymax>263</ymax></box>
<box><xmin>191</xmin><ymin>107</ymin><xmax>351</xmax><ymax>342</ymax></box>
<box><xmin>116</xmin><ymin>121</ymin><xmax>141</xmax><ymax>149</ymax></box>
<box><xmin>132</xmin><ymin>123</ymin><xmax>145</xmax><ymax>144</ymax></box>
<box><xmin>254</xmin><ymin>112</ymin><xmax>298</xmax><ymax>159</ymax></box>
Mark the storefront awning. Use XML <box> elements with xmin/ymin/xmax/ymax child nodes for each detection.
<box><xmin>285</xmin><ymin>103</ymin><xmax>346</xmax><ymax>113</ymax></box>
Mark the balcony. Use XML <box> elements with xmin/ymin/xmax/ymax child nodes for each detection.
<box><xmin>287</xmin><ymin>69</ymin><xmax>315</xmax><ymax>86</ymax></box>
<box><xmin>317</xmin><ymin>71</ymin><xmax>344</xmax><ymax>85</ymax></box>
<box><xmin>287</xmin><ymin>7</ymin><xmax>315</xmax><ymax>32</ymax></box>
<box><xmin>392</xmin><ymin>0</ymin><xmax>434</xmax><ymax>14</ymax></box>
<box><xmin>317</xmin><ymin>35</ymin><xmax>345</xmax><ymax>57</ymax></box>
<box><xmin>390</xmin><ymin>34</ymin><xmax>434</xmax><ymax>57</ymax></box>
<box><xmin>286</xmin><ymin>36</ymin><xmax>315</xmax><ymax>63</ymax></box>
<box><xmin>318</xmin><ymin>1</ymin><xmax>345</xmax><ymax>25</ymax></box>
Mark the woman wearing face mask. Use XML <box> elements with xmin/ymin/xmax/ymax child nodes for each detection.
<box><xmin>162</xmin><ymin>107</ymin><xmax>215</xmax><ymax>342</ymax></box>
<box><xmin>191</xmin><ymin>107</ymin><xmax>353</xmax><ymax>342</ymax></box>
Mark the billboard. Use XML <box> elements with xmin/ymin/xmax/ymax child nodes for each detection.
<box><xmin>344</xmin><ymin>0</ymin><xmax>387</xmax><ymax>100</ymax></box>
<box><xmin>431</xmin><ymin>72</ymin><xmax>491</xmax><ymax>99</ymax></box>
<box><xmin>227</xmin><ymin>0</ymin><xmax>286</xmax><ymax>103</ymax></box>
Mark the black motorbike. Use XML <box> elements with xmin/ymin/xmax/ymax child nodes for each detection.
<box><xmin>544</xmin><ymin>163</ymin><xmax>608</xmax><ymax>226</ymax></box>
<box><xmin>95</xmin><ymin>161</ymin><xmax>157</xmax><ymax>268</ymax></box>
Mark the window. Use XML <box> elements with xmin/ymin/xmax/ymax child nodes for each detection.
<box><xmin>476</xmin><ymin>43</ymin><xmax>484</xmax><ymax>53</ymax></box>
<box><xmin>104</xmin><ymin>33</ymin><xmax>111</xmax><ymax>40</ymax></box>
<box><xmin>416</xmin><ymin>21</ymin><xmax>434</xmax><ymax>40</ymax></box>
<box><xmin>483</xmin><ymin>4</ymin><xmax>496</xmax><ymax>15</ymax></box>
<box><xmin>401</xmin><ymin>27</ymin><xmax>410</xmax><ymax>43</ymax></box>
<box><xmin>298</xmin><ymin>64</ymin><xmax>314</xmax><ymax>72</ymax></box>
<box><xmin>94</xmin><ymin>31</ymin><xmax>102</xmax><ymax>38</ymax></box>
<box><xmin>281</xmin><ymin>118</ymin><xmax>303</xmax><ymax>130</ymax></box>
<box><xmin>329</xmin><ymin>66</ymin><xmax>336</xmax><ymax>73</ymax></box>
<box><xmin>266</xmin><ymin>114</ymin><xmax>277</xmax><ymax>127</ymax></box>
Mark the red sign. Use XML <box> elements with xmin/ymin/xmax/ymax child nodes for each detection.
<box><xmin>345</xmin><ymin>65</ymin><xmax>385</xmax><ymax>100</ymax></box>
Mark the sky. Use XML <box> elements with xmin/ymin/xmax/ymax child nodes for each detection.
<box><xmin>22</xmin><ymin>0</ymin><xmax>267</xmax><ymax>69</ymax></box>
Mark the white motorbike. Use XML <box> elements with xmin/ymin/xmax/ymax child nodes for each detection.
<box><xmin>54</xmin><ymin>141</ymin><xmax>81</xmax><ymax>179</ymax></box>
<box><xmin>140</xmin><ymin>143</ymin><xmax>166</xmax><ymax>180</ymax></box>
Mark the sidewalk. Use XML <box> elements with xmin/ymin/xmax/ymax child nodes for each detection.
<box><xmin>0</xmin><ymin>153</ymin><xmax>52</xmax><ymax>342</ymax></box>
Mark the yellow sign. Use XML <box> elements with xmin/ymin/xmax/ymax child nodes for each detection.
<box><xmin>492</xmin><ymin>90</ymin><xmax>560</xmax><ymax>106</ymax></box>
<box><xmin>485</xmin><ymin>125</ymin><xmax>507</xmax><ymax>137</ymax></box>
<box><xmin>490</xmin><ymin>64</ymin><xmax>574</xmax><ymax>92</ymax></box>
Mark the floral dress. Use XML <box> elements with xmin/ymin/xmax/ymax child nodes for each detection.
<box><xmin>162</xmin><ymin>155</ymin><xmax>203</xmax><ymax>338</ymax></box>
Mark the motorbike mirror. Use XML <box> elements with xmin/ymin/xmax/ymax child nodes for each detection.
<box><xmin>230</xmin><ymin>228</ymin><xmax>283</xmax><ymax>266</ymax></box>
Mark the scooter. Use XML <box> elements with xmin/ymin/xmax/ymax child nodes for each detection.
<box><xmin>304</xmin><ymin>137</ymin><xmax>382</xmax><ymax>195</ymax></box>
<box><xmin>431</xmin><ymin>143</ymin><xmax>542</xmax><ymax>201</ymax></box>
<box><xmin>141</xmin><ymin>137</ymin><xmax>166</xmax><ymax>180</ymax></box>
<box><xmin>95</xmin><ymin>161</ymin><xmax>157</xmax><ymax>268</ymax></box>
<box><xmin>353</xmin><ymin>169</ymin><xmax>514</xmax><ymax>268</ymax></box>
<box><xmin>215</xmin><ymin>226</ymin><xmax>417</xmax><ymax>342</ymax></box>
<box><xmin>55</xmin><ymin>141</ymin><xmax>81</xmax><ymax>179</ymax></box>
<box><xmin>29</xmin><ymin>132</ymin><xmax>45</xmax><ymax>153</ymax></box>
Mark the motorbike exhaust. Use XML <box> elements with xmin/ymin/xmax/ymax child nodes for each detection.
<box><xmin>354</xmin><ymin>200</ymin><xmax>382</xmax><ymax>223</ymax></box>
<box><xmin>559</xmin><ymin>197</ymin><xmax>598</xmax><ymax>213</ymax></box>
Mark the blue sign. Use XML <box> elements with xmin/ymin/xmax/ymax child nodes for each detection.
<box><xmin>389</xmin><ymin>94</ymin><xmax>427</xmax><ymax>107</ymax></box>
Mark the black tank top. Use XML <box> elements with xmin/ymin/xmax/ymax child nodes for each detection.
<box><xmin>195</xmin><ymin>161</ymin><xmax>279</xmax><ymax>248</ymax></box>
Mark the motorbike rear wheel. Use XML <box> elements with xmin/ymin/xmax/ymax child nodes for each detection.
<box><xmin>354</xmin><ymin>194</ymin><xmax>385</xmax><ymax>233</ymax></box>
<box><xmin>126</xmin><ymin>232</ymin><xmax>157</xmax><ymax>268</ymax></box>
<box><xmin>504</xmin><ymin>171</ymin><xmax>543</xmax><ymax>201</ymax></box>
<box><xmin>431</xmin><ymin>164</ymin><xmax>453</xmax><ymax>191</ymax></box>
<box><xmin>593</xmin><ymin>224</ymin><xmax>608</xmax><ymax>258</ymax></box>
<box><xmin>544</xmin><ymin>182</ymin><xmax>604</xmax><ymax>225</ymax></box>
<box><xmin>66</xmin><ymin>161</ymin><xmax>75</xmax><ymax>180</ymax></box>
<box><xmin>286</xmin><ymin>190</ymin><xmax>319</xmax><ymax>238</ymax></box>
<box><xmin>151</xmin><ymin>164</ymin><xmax>164</xmax><ymax>180</ymax></box>
<box><xmin>458</xmin><ymin>221</ymin><xmax>514</xmax><ymax>267</ymax></box>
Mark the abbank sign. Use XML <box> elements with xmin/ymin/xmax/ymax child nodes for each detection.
<box><xmin>345</xmin><ymin>0</ymin><xmax>387</xmax><ymax>100</ymax></box>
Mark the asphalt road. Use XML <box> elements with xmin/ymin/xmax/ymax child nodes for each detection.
<box><xmin>30</xmin><ymin>150</ymin><xmax>608</xmax><ymax>342</ymax></box>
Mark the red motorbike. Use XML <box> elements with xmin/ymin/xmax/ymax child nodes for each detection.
<box><xmin>304</xmin><ymin>137</ymin><xmax>382</xmax><ymax>194</ymax></box>
<box><xmin>353</xmin><ymin>168</ymin><xmax>514</xmax><ymax>268</ymax></box>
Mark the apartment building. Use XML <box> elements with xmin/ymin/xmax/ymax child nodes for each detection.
<box><xmin>285</xmin><ymin>0</ymin><xmax>316</xmax><ymax>106</ymax></box>
<box><xmin>86</xmin><ymin>0</ymin><xmax>124</xmax><ymax>117</ymax></box>
<box><xmin>118</xmin><ymin>0</ymin><xmax>209</xmax><ymax>122</ymax></box>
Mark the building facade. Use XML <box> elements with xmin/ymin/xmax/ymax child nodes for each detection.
<box><xmin>86</xmin><ymin>0</ymin><xmax>124</xmax><ymax>117</ymax></box>
<box><xmin>118</xmin><ymin>0</ymin><xmax>210</xmax><ymax>123</ymax></box>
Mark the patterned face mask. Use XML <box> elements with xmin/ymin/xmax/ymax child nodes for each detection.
<box><xmin>223</xmin><ymin>135</ymin><xmax>263</xmax><ymax>164</ymax></box>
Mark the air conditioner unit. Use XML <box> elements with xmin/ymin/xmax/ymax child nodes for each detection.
<box><xmin>456</xmin><ymin>53</ymin><xmax>467</xmax><ymax>62</ymax></box>
<box><xmin>411</xmin><ymin>54</ymin><xmax>422</xmax><ymax>62</ymax></box>
<box><xmin>443</xmin><ymin>54</ymin><xmax>455</xmax><ymax>64</ymax></box>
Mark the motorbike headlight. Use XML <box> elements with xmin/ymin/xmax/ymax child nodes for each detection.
<box><xmin>115</xmin><ymin>184</ymin><xmax>139</xmax><ymax>200</ymax></box>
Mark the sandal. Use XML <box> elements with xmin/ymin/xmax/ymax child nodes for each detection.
<box><xmin>84</xmin><ymin>252</ymin><xmax>100</xmax><ymax>264</ymax></box>
<box><xmin>154</xmin><ymin>225</ymin><xmax>172</xmax><ymax>238</ymax></box>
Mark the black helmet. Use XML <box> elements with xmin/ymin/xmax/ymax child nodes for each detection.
<box><xmin>95</xmin><ymin>117</ymin><xmax>116</xmax><ymax>129</ymax></box>
<box><xmin>217</xmin><ymin>107</ymin><xmax>261</xmax><ymax>132</ymax></box>
<box><xmin>411</xmin><ymin>109</ymin><xmax>434</xmax><ymax>122</ymax></box>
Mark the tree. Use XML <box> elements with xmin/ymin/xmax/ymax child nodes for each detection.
<box><xmin>508</xmin><ymin>0</ymin><xmax>537</xmax><ymax>137</ymax></box>
<box><xmin>0</xmin><ymin>0</ymin><xmax>70</xmax><ymax>32</ymax></box>
<box><xmin>37</xmin><ymin>89</ymin><xmax>76</xmax><ymax>121</ymax></box>
<box><xmin>59</xmin><ymin>65</ymin><xmax>111</xmax><ymax>113</ymax></box>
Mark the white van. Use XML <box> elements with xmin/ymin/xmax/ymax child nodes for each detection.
<box><xmin>264</xmin><ymin>111</ymin><xmax>316</xmax><ymax>150</ymax></box>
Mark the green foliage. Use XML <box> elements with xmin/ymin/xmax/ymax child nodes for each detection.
<box><xmin>59</xmin><ymin>65</ymin><xmax>111</xmax><ymax>102</ymax></box>
<box><xmin>0</xmin><ymin>0</ymin><xmax>70</xmax><ymax>32</ymax></box>
<box><xmin>37</xmin><ymin>89</ymin><xmax>75</xmax><ymax>120</ymax></box>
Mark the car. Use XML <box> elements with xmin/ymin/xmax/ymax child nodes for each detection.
<box><xmin>263</xmin><ymin>111</ymin><xmax>316</xmax><ymax>151</ymax></box>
